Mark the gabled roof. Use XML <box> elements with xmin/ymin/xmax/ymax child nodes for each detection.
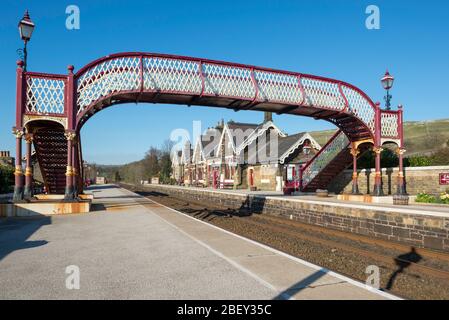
<box><xmin>180</xmin><ymin>141</ymin><xmax>193</xmax><ymax>164</ymax></box>
<box><xmin>235</xmin><ymin>120</ymin><xmax>286</xmax><ymax>155</ymax></box>
<box><xmin>249</xmin><ymin>132</ymin><xmax>321</xmax><ymax>164</ymax></box>
<box><xmin>216</xmin><ymin>120</ymin><xmax>286</xmax><ymax>157</ymax></box>
<box><xmin>191</xmin><ymin>127</ymin><xmax>222</xmax><ymax>162</ymax></box>
<box><xmin>201</xmin><ymin>127</ymin><xmax>222</xmax><ymax>160</ymax></box>
<box><xmin>171</xmin><ymin>150</ymin><xmax>182</xmax><ymax>165</ymax></box>
<box><xmin>215</xmin><ymin>122</ymin><xmax>246</xmax><ymax>157</ymax></box>
<box><xmin>278</xmin><ymin>132</ymin><xmax>321</xmax><ymax>164</ymax></box>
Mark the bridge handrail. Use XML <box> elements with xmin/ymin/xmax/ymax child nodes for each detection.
<box><xmin>23</xmin><ymin>72</ymin><xmax>67</xmax><ymax>116</ymax></box>
<box><xmin>300</xmin><ymin>129</ymin><xmax>350</xmax><ymax>189</ymax></box>
<box><xmin>380</xmin><ymin>110</ymin><xmax>400</xmax><ymax>139</ymax></box>
<box><xmin>73</xmin><ymin>52</ymin><xmax>378</xmax><ymax>134</ymax></box>
<box><xmin>20</xmin><ymin>53</ymin><xmax>401</xmax><ymax>143</ymax></box>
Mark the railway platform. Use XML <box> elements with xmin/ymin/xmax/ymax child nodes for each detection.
<box><xmin>0</xmin><ymin>185</ymin><xmax>397</xmax><ymax>300</ymax></box>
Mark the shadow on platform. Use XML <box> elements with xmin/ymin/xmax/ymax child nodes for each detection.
<box><xmin>0</xmin><ymin>215</ymin><xmax>51</xmax><ymax>262</ymax></box>
<box><xmin>86</xmin><ymin>184</ymin><xmax>119</xmax><ymax>191</ymax></box>
<box><xmin>272</xmin><ymin>269</ymin><xmax>330</xmax><ymax>300</ymax></box>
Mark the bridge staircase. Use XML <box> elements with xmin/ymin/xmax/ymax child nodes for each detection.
<box><xmin>33</xmin><ymin>127</ymin><xmax>67</xmax><ymax>194</ymax></box>
<box><xmin>301</xmin><ymin>130</ymin><xmax>369</xmax><ymax>192</ymax></box>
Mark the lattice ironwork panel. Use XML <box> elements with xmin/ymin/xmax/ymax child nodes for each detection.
<box><xmin>77</xmin><ymin>57</ymin><xmax>141</xmax><ymax>114</ymax></box>
<box><xmin>202</xmin><ymin>63</ymin><xmax>255</xmax><ymax>99</ymax></box>
<box><xmin>381</xmin><ymin>112</ymin><xmax>399</xmax><ymax>138</ymax></box>
<box><xmin>341</xmin><ymin>85</ymin><xmax>375</xmax><ymax>131</ymax></box>
<box><xmin>301</xmin><ymin>78</ymin><xmax>346</xmax><ymax>110</ymax></box>
<box><xmin>143</xmin><ymin>57</ymin><xmax>202</xmax><ymax>93</ymax></box>
<box><xmin>73</xmin><ymin>53</ymin><xmax>383</xmax><ymax>139</ymax></box>
<box><xmin>25</xmin><ymin>76</ymin><xmax>65</xmax><ymax>114</ymax></box>
<box><xmin>302</xmin><ymin>130</ymin><xmax>349</xmax><ymax>187</ymax></box>
<box><xmin>254</xmin><ymin>71</ymin><xmax>302</xmax><ymax>104</ymax></box>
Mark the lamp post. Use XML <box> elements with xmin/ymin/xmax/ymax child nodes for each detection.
<box><xmin>18</xmin><ymin>10</ymin><xmax>35</xmax><ymax>72</ymax></box>
<box><xmin>381</xmin><ymin>70</ymin><xmax>394</xmax><ymax>110</ymax></box>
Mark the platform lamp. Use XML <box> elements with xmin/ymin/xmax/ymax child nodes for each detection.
<box><xmin>381</xmin><ymin>70</ymin><xmax>394</xmax><ymax>110</ymax></box>
<box><xmin>18</xmin><ymin>10</ymin><xmax>35</xmax><ymax>72</ymax></box>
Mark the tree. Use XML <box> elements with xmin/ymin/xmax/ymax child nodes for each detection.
<box><xmin>159</xmin><ymin>139</ymin><xmax>174</xmax><ymax>184</ymax></box>
<box><xmin>143</xmin><ymin>147</ymin><xmax>160</xmax><ymax>179</ymax></box>
<box><xmin>0</xmin><ymin>165</ymin><xmax>14</xmax><ymax>194</ymax></box>
<box><xmin>92</xmin><ymin>139</ymin><xmax>176</xmax><ymax>185</ymax></box>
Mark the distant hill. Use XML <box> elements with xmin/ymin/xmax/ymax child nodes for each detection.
<box><xmin>309</xmin><ymin>119</ymin><xmax>449</xmax><ymax>156</ymax></box>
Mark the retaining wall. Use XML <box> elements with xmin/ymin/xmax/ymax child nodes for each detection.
<box><xmin>125</xmin><ymin>183</ymin><xmax>449</xmax><ymax>252</ymax></box>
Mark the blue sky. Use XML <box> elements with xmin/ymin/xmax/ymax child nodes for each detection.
<box><xmin>1</xmin><ymin>0</ymin><xmax>448</xmax><ymax>164</ymax></box>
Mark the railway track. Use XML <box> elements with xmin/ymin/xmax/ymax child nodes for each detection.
<box><xmin>156</xmin><ymin>195</ymin><xmax>449</xmax><ymax>278</ymax></box>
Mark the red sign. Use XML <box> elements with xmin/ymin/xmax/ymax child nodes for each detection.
<box><xmin>440</xmin><ymin>173</ymin><xmax>449</xmax><ymax>185</ymax></box>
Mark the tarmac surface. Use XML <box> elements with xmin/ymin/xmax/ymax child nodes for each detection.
<box><xmin>0</xmin><ymin>185</ymin><xmax>398</xmax><ymax>300</ymax></box>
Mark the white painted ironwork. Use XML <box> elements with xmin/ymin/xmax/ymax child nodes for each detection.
<box><xmin>202</xmin><ymin>63</ymin><xmax>255</xmax><ymax>99</ymax></box>
<box><xmin>25</xmin><ymin>76</ymin><xmax>65</xmax><ymax>114</ymax></box>
<box><xmin>254</xmin><ymin>71</ymin><xmax>302</xmax><ymax>104</ymax></box>
<box><xmin>73</xmin><ymin>54</ymin><xmax>382</xmax><ymax>137</ymax></box>
<box><xmin>302</xmin><ymin>78</ymin><xmax>346</xmax><ymax>110</ymax></box>
<box><xmin>301</xmin><ymin>130</ymin><xmax>349</xmax><ymax>187</ymax></box>
<box><xmin>23</xmin><ymin>54</ymin><xmax>395</xmax><ymax>143</ymax></box>
<box><xmin>341</xmin><ymin>85</ymin><xmax>375</xmax><ymax>131</ymax></box>
<box><xmin>143</xmin><ymin>57</ymin><xmax>202</xmax><ymax>94</ymax></box>
<box><xmin>77</xmin><ymin>57</ymin><xmax>140</xmax><ymax>114</ymax></box>
<box><xmin>381</xmin><ymin>113</ymin><xmax>399</xmax><ymax>138</ymax></box>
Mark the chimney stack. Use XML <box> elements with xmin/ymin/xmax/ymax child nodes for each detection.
<box><xmin>264</xmin><ymin>112</ymin><xmax>273</xmax><ymax>123</ymax></box>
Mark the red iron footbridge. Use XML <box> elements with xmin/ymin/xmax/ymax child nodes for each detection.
<box><xmin>12</xmin><ymin>52</ymin><xmax>405</xmax><ymax>201</ymax></box>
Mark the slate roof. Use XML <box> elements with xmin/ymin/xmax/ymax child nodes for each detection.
<box><xmin>249</xmin><ymin>132</ymin><xmax>319</xmax><ymax>164</ymax></box>
<box><xmin>226</xmin><ymin>121</ymin><xmax>261</xmax><ymax>148</ymax></box>
<box><xmin>277</xmin><ymin>132</ymin><xmax>307</xmax><ymax>156</ymax></box>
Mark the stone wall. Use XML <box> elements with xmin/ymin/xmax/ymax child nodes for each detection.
<box><xmin>243</xmin><ymin>164</ymin><xmax>280</xmax><ymax>191</ymax></box>
<box><xmin>125</xmin><ymin>183</ymin><xmax>449</xmax><ymax>252</ymax></box>
<box><xmin>328</xmin><ymin>165</ymin><xmax>449</xmax><ymax>195</ymax></box>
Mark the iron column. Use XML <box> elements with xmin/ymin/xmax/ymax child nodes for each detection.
<box><xmin>64</xmin><ymin>131</ymin><xmax>76</xmax><ymax>200</ymax></box>
<box><xmin>23</xmin><ymin>133</ymin><xmax>34</xmax><ymax>199</ymax></box>
<box><xmin>12</xmin><ymin>128</ymin><xmax>24</xmax><ymax>202</ymax></box>
<box><xmin>396</xmin><ymin>105</ymin><xmax>406</xmax><ymax>195</ymax></box>
<box><xmin>373</xmin><ymin>103</ymin><xmax>384</xmax><ymax>196</ymax></box>
<box><xmin>350</xmin><ymin>144</ymin><xmax>360</xmax><ymax>195</ymax></box>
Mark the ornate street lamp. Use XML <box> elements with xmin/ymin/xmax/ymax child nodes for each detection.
<box><xmin>381</xmin><ymin>70</ymin><xmax>394</xmax><ymax>110</ymax></box>
<box><xmin>18</xmin><ymin>10</ymin><xmax>35</xmax><ymax>71</ymax></box>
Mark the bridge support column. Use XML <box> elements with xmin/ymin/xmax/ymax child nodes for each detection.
<box><xmin>12</xmin><ymin>128</ymin><xmax>24</xmax><ymax>202</ymax></box>
<box><xmin>23</xmin><ymin>133</ymin><xmax>34</xmax><ymax>199</ymax></box>
<box><xmin>373</xmin><ymin>146</ymin><xmax>384</xmax><ymax>196</ymax></box>
<box><xmin>350</xmin><ymin>145</ymin><xmax>360</xmax><ymax>195</ymax></box>
<box><xmin>72</xmin><ymin>139</ymin><xmax>79</xmax><ymax>197</ymax></box>
<box><xmin>396</xmin><ymin>147</ymin><xmax>407</xmax><ymax>195</ymax></box>
<box><xmin>64</xmin><ymin>131</ymin><xmax>76</xmax><ymax>201</ymax></box>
